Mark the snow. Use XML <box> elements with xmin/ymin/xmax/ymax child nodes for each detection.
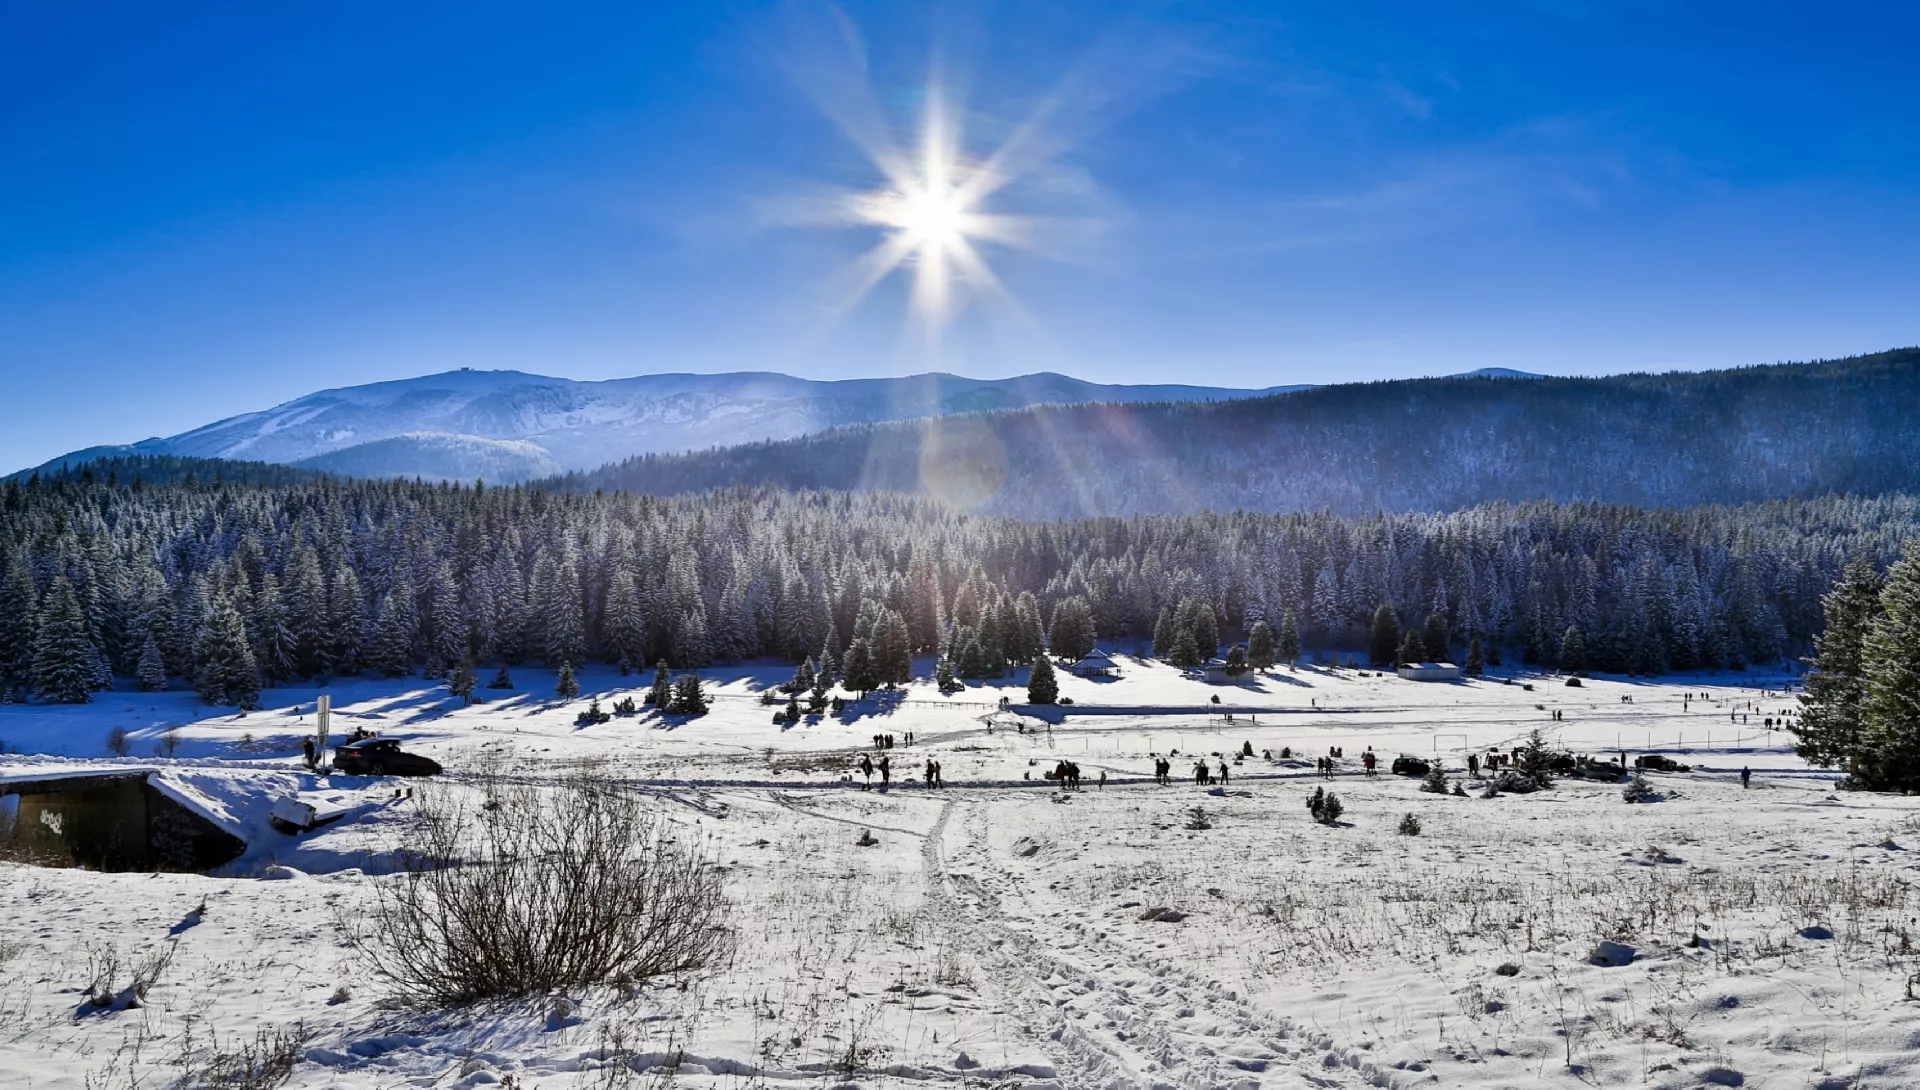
<box><xmin>1</xmin><ymin>657</ymin><xmax>1912</xmax><ymax>1089</ymax></box>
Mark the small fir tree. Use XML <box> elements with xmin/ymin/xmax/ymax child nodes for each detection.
<box><xmin>1026</xmin><ymin>653</ymin><xmax>1059</xmax><ymax>704</ymax></box>
<box><xmin>555</xmin><ymin>661</ymin><xmax>580</xmax><ymax>699</ymax></box>
<box><xmin>1464</xmin><ymin>636</ymin><xmax>1486</xmax><ymax>676</ymax></box>
<box><xmin>1396</xmin><ymin>629</ymin><xmax>1426</xmax><ymax>667</ymax></box>
<box><xmin>670</xmin><ymin>672</ymin><xmax>709</xmax><ymax>715</ymax></box>
<box><xmin>488</xmin><ymin>661</ymin><xmax>515</xmax><ymax>689</ymax></box>
<box><xmin>448</xmin><ymin>657</ymin><xmax>478</xmax><ymax>706</ymax></box>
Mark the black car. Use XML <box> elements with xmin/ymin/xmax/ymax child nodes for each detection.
<box><xmin>1390</xmin><ymin>755</ymin><xmax>1432</xmax><ymax>777</ymax></box>
<box><xmin>333</xmin><ymin>738</ymin><xmax>442</xmax><ymax>777</ymax></box>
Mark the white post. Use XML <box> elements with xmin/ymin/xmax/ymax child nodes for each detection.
<box><xmin>316</xmin><ymin>693</ymin><xmax>332</xmax><ymax>770</ymax></box>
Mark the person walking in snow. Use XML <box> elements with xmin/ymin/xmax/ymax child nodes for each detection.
<box><xmin>879</xmin><ymin>754</ymin><xmax>891</xmax><ymax>788</ymax></box>
<box><xmin>933</xmin><ymin>760</ymin><xmax>943</xmax><ymax>788</ymax></box>
<box><xmin>859</xmin><ymin>753</ymin><xmax>874</xmax><ymax>789</ymax></box>
<box><xmin>302</xmin><ymin>736</ymin><xmax>317</xmax><ymax>770</ymax></box>
<box><xmin>925</xmin><ymin>759</ymin><xmax>936</xmax><ymax>788</ymax></box>
<box><xmin>1741</xmin><ymin>766</ymin><xmax>1751</xmax><ymax>789</ymax></box>
<box><xmin>1218</xmin><ymin>759</ymin><xmax>1229</xmax><ymax>785</ymax></box>
<box><xmin>1098</xmin><ymin>770</ymin><xmax>1106</xmax><ymax>791</ymax></box>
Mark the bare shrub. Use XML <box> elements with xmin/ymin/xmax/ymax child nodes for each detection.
<box><xmin>196</xmin><ymin>1023</ymin><xmax>311</xmax><ymax>1090</ymax></box>
<box><xmin>156</xmin><ymin>727</ymin><xmax>183</xmax><ymax>758</ymax></box>
<box><xmin>105</xmin><ymin>727</ymin><xmax>130</xmax><ymax>757</ymax></box>
<box><xmin>1398</xmin><ymin>813</ymin><xmax>1422</xmax><ymax>836</ymax></box>
<box><xmin>362</xmin><ymin>763</ymin><xmax>733</xmax><ymax>1006</ymax></box>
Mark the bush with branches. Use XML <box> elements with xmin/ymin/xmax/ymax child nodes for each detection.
<box><xmin>362</xmin><ymin>763</ymin><xmax>734</xmax><ymax>1006</ymax></box>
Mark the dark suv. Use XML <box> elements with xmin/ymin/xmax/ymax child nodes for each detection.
<box><xmin>334</xmin><ymin>739</ymin><xmax>442</xmax><ymax>777</ymax></box>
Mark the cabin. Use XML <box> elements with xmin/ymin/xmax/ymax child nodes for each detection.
<box><xmin>0</xmin><ymin>769</ymin><xmax>246</xmax><ymax>871</ymax></box>
<box><xmin>1069</xmin><ymin>648</ymin><xmax>1121</xmax><ymax>677</ymax></box>
<box><xmin>1397</xmin><ymin>661</ymin><xmax>1461</xmax><ymax>681</ymax></box>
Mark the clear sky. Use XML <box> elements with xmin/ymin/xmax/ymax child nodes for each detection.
<box><xmin>2</xmin><ymin>1</ymin><xmax>1916</xmax><ymax>471</ymax></box>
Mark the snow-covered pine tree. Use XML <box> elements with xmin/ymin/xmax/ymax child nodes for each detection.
<box><xmin>842</xmin><ymin>638</ymin><xmax>878</xmax><ymax>697</ymax></box>
<box><xmin>0</xmin><ymin>559</ymin><xmax>37</xmax><ymax>699</ymax></box>
<box><xmin>1465</xmin><ymin>635</ymin><xmax>1486</xmax><ymax>676</ymax></box>
<box><xmin>1796</xmin><ymin>558</ymin><xmax>1882</xmax><ymax>771</ymax></box>
<box><xmin>603</xmin><ymin>571</ymin><xmax>646</xmax><ymax>673</ymax></box>
<box><xmin>194</xmin><ymin>595</ymin><xmax>260</xmax><ymax>709</ymax></box>
<box><xmin>555</xmin><ymin>661</ymin><xmax>580</xmax><ymax>699</ymax></box>
<box><xmin>1027</xmin><ymin>652</ymin><xmax>1059</xmax><ymax>704</ymax></box>
<box><xmin>1856</xmin><ymin>544</ymin><xmax>1920</xmax><ymax>790</ymax></box>
<box><xmin>1423</xmin><ymin>611</ymin><xmax>1450</xmax><ymax>663</ymax></box>
<box><xmin>647</xmin><ymin>661</ymin><xmax>673</xmax><ymax>708</ymax></box>
<box><xmin>1277</xmin><ymin>608</ymin><xmax>1301</xmax><ymax>666</ymax></box>
<box><xmin>449</xmin><ymin>657</ymin><xmax>478</xmax><ymax>706</ymax></box>
<box><xmin>33</xmin><ymin>575</ymin><xmax>98</xmax><ymax>704</ymax></box>
<box><xmin>136</xmin><ymin>631</ymin><xmax>168</xmax><ymax>692</ymax></box>
<box><xmin>876</xmin><ymin>609</ymin><xmax>913</xmax><ymax>686</ymax></box>
<box><xmin>1048</xmin><ymin>596</ymin><xmax>1097</xmax><ymax>663</ymax></box>
<box><xmin>1247</xmin><ymin>620</ymin><xmax>1275</xmax><ymax>671</ymax></box>
<box><xmin>670</xmin><ymin>672</ymin><xmax>708</xmax><ymax>715</ymax></box>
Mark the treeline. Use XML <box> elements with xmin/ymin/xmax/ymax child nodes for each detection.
<box><xmin>1795</xmin><ymin>544</ymin><xmax>1920</xmax><ymax>790</ymax></box>
<box><xmin>557</xmin><ymin>348</ymin><xmax>1920</xmax><ymax>517</ymax></box>
<box><xmin>2</xmin><ymin>467</ymin><xmax>1916</xmax><ymax>706</ymax></box>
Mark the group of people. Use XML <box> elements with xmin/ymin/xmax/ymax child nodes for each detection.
<box><xmin>922</xmin><ymin>758</ymin><xmax>946</xmax><ymax>788</ymax></box>
<box><xmin>857</xmin><ymin>752</ymin><xmax>891</xmax><ymax>788</ymax></box>
<box><xmin>1051</xmin><ymin>759</ymin><xmax>1091</xmax><ymax>789</ymax></box>
<box><xmin>871</xmin><ymin>732</ymin><xmax>912</xmax><ymax>749</ymax></box>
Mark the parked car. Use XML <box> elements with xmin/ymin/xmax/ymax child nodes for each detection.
<box><xmin>334</xmin><ymin>739</ymin><xmax>442</xmax><ymax>777</ymax></box>
<box><xmin>1390</xmin><ymin>755</ymin><xmax>1432</xmax><ymax>776</ymax></box>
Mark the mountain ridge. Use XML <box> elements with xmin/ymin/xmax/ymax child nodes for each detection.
<box><xmin>21</xmin><ymin>367</ymin><xmax>1310</xmax><ymax>482</ymax></box>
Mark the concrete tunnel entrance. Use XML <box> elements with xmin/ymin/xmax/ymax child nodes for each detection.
<box><xmin>0</xmin><ymin>772</ymin><xmax>245</xmax><ymax>872</ymax></box>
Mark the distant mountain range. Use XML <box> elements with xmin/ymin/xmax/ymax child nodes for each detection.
<box><xmin>560</xmin><ymin>349</ymin><xmax>1920</xmax><ymax>516</ymax></box>
<box><xmin>20</xmin><ymin>369</ymin><xmax>1310</xmax><ymax>482</ymax></box>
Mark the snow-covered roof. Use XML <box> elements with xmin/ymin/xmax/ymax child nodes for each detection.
<box><xmin>1073</xmin><ymin>648</ymin><xmax>1119</xmax><ymax>665</ymax></box>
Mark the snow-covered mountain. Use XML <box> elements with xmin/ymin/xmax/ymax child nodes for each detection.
<box><xmin>27</xmin><ymin>369</ymin><xmax>1308</xmax><ymax>482</ymax></box>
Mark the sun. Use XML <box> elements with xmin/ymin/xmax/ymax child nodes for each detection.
<box><xmin>833</xmin><ymin>87</ymin><xmax>1026</xmax><ymax>333</ymax></box>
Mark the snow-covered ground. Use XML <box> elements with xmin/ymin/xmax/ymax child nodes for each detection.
<box><xmin>3</xmin><ymin>656</ymin><xmax>1914</xmax><ymax>1089</ymax></box>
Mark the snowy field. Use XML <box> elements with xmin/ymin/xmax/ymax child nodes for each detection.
<box><xmin>3</xmin><ymin>656</ymin><xmax>1917</xmax><ymax>1090</ymax></box>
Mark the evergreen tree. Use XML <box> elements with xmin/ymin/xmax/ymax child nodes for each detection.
<box><xmin>791</xmin><ymin>655</ymin><xmax>816</xmax><ymax>695</ymax></box>
<box><xmin>366</xmin><ymin>590</ymin><xmax>414</xmax><ymax>677</ymax></box>
<box><xmin>1796</xmin><ymin>558</ymin><xmax>1883</xmax><ymax>770</ymax></box>
<box><xmin>489</xmin><ymin>661</ymin><xmax>515</xmax><ymax>689</ymax></box>
<box><xmin>1370</xmin><ymin>604</ymin><xmax>1402</xmax><ymax>668</ymax></box>
<box><xmin>1465</xmin><ymin>635</ymin><xmax>1486</xmax><ymax>676</ymax></box>
<box><xmin>33</xmin><ymin>576</ymin><xmax>98</xmax><ymax>704</ymax></box>
<box><xmin>1152</xmin><ymin>606</ymin><xmax>1175</xmax><ymax>659</ymax></box>
<box><xmin>670</xmin><ymin>672</ymin><xmax>709</xmax><ymax>715</ymax></box>
<box><xmin>555</xmin><ymin>661</ymin><xmax>580</xmax><ymax>699</ymax></box>
<box><xmin>1856</xmin><ymin>545</ymin><xmax>1920</xmax><ymax>790</ymax></box>
<box><xmin>136</xmin><ymin>631</ymin><xmax>168</xmax><ymax>692</ymax></box>
<box><xmin>1048</xmin><ymin>596</ymin><xmax>1098</xmax><ymax>663</ymax></box>
<box><xmin>1396</xmin><ymin>629</ymin><xmax>1426</xmax><ymax>667</ymax></box>
<box><xmin>604</xmin><ymin>571</ymin><xmax>647</xmax><ymax>672</ymax></box>
<box><xmin>1277</xmin><ymin>608</ymin><xmax>1301</xmax><ymax>666</ymax></box>
<box><xmin>193</xmin><ymin>595</ymin><xmax>260</xmax><ymax>709</ymax></box>
<box><xmin>1559</xmin><ymin>625</ymin><xmax>1587</xmax><ymax>675</ymax></box>
<box><xmin>875</xmin><ymin>609</ymin><xmax>913</xmax><ymax>686</ymax></box>
<box><xmin>327</xmin><ymin>564</ymin><xmax>364</xmax><ymax>676</ymax></box>
<box><xmin>935</xmin><ymin>654</ymin><xmax>957</xmax><ymax>692</ymax></box>
<box><xmin>449</xmin><ymin>656</ymin><xmax>478</xmax><ymax>706</ymax></box>
<box><xmin>1026</xmin><ymin>652</ymin><xmax>1059</xmax><ymax>704</ymax></box>
<box><xmin>0</xmin><ymin>559</ymin><xmax>38</xmax><ymax>699</ymax></box>
<box><xmin>1247</xmin><ymin>620</ymin><xmax>1275</xmax><ymax>671</ymax></box>
<box><xmin>252</xmin><ymin>573</ymin><xmax>297</xmax><ymax>684</ymax></box>
<box><xmin>1423</xmin><ymin>611</ymin><xmax>1450</xmax><ymax>663</ymax></box>
<box><xmin>1170</xmin><ymin>627</ymin><xmax>1202</xmax><ymax>671</ymax></box>
<box><xmin>285</xmin><ymin>546</ymin><xmax>328</xmax><ymax>678</ymax></box>
<box><xmin>1224</xmin><ymin>643</ymin><xmax>1249</xmax><ymax>677</ymax></box>
<box><xmin>647</xmin><ymin>661</ymin><xmax>673</xmax><ymax>708</ymax></box>
<box><xmin>842</xmin><ymin>638</ymin><xmax>878</xmax><ymax>697</ymax></box>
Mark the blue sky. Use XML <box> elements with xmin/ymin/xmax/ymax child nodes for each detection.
<box><xmin>1</xmin><ymin>1</ymin><xmax>1916</xmax><ymax>471</ymax></box>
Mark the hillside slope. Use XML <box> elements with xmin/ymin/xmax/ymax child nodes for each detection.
<box><xmin>561</xmin><ymin>348</ymin><xmax>1920</xmax><ymax>516</ymax></box>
